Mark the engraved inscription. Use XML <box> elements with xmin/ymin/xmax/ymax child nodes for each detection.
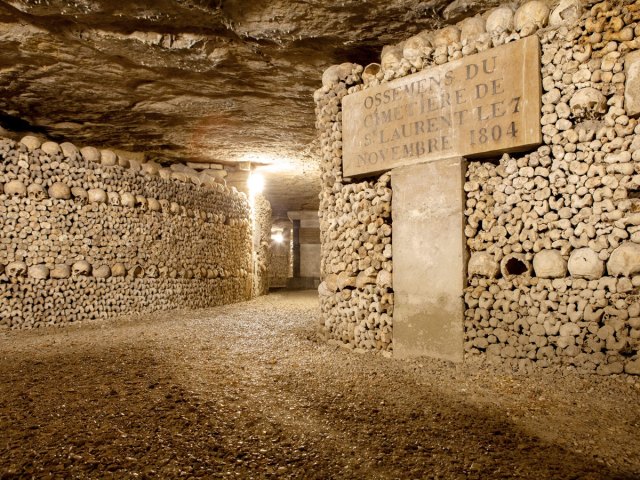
<box><xmin>342</xmin><ymin>36</ymin><xmax>542</xmax><ymax>177</ymax></box>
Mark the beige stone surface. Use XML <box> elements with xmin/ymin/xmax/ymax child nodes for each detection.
<box><xmin>299</xmin><ymin>228</ymin><xmax>321</xmax><ymax>244</ymax></box>
<box><xmin>342</xmin><ymin>36</ymin><xmax>541</xmax><ymax>177</ymax></box>
<box><xmin>300</xmin><ymin>244</ymin><xmax>321</xmax><ymax>278</ymax></box>
<box><xmin>392</xmin><ymin>157</ymin><xmax>466</xmax><ymax>362</ymax></box>
<box><xmin>289</xmin><ymin>210</ymin><xmax>321</xmax><ymax>279</ymax></box>
<box><xmin>625</xmin><ymin>50</ymin><xmax>640</xmax><ymax>117</ymax></box>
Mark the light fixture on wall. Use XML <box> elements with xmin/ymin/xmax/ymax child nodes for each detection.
<box><xmin>271</xmin><ymin>231</ymin><xmax>284</xmax><ymax>243</ymax></box>
<box><xmin>247</xmin><ymin>172</ymin><xmax>265</xmax><ymax>195</ymax></box>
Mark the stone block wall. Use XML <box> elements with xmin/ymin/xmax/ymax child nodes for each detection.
<box><xmin>0</xmin><ymin>135</ymin><xmax>253</xmax><ymax>329</ymax></box>
<box><xmin>316</xmin><ymin>0</ymin><xmax>640</xmax><ymax>374</ymax></box>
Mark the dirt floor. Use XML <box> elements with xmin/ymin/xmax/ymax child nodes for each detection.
<box><xmin>1</xmin><ymin>290</ymin><xmax>639</xmax><ymax>479</ymax></box>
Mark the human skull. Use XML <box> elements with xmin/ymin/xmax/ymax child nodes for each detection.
<box><xmin>141</xmin><ymin>161</ymin><xmax>160</xmax><ymax>176</ymax></box>
<box><xmin>159</xmin><ymin>199</ymin><xmax>170</xmax><ymax>211</ymax></box>
<box><xmin>100</xmin><ymin>149</ymin><xmax>118</xmax><ymax>167</ymax></box>
<box><xmin>80</xmin><ymin>146</ymin><xmax>101</xmax><ymax>163</ymax></box>
<box><xmin>60</xmin><ymin>142</ymin><xmax>79</xmax><ymax>159</ymax></box>
<box><xmin>128</xmin><ymin>265</ymin><xmax>144</xmax><ymax>278</ymax></box>
<box><xmin>569</xmin><ymin>88</ymin><xmax>607</xmax><ymax>119</ymax></box>
<box><xmin>5</xmin><ymin>180</ymin><xmax>27</xmax><ymax>196</ymax></box>
<box><xmin>170</xmin><ymin>202</ymin><xmax>181</xmax><ymax>214</ymax></box>
<box><xmin>71</xmin><ymin>187</ymin><xmax>88</xmax><ymax>202</ymax></box>
<box><xmin>532</xmin><ymin>249</ymin><xmax>567</xmax><ymax>279</ymax></box>
<box><xmin>147</xmin><ymin>198</ymin><xmax>161</xmax><ymax>211</ymax></box>
<box><xmin>48</xmin><ymin>181</ymin><xmax>71</xmax><ymax>200</ymax></box>
<box><xmin>568</xmin><ymin>248</ymin><xmax>604</xmax><ymax>280</ymax></box>
<box><xmin>159</xmin><ymin>168</ymin><xmax>172</xmax><ymax>180</ymax></box>
<box><xmin>146</xmin><ymin>265</ymin><xmax>159</xmax><ymax>278</ymax></box>
<box><xmin>607</xmin><ymin>243</ymin><xmax>640</xmax><ymax>277</ymax></box>
<box><xmin>486</xmin><ymin>6</ymin><xmax>514</xmax><ymax>35</ymax></box>
<box><xmin>135</xmin><ymin>195</ymin><xmax>147</xmax><ymax>209</ymax></box>
<box><xmin>28</xmin><ymin>264</ymin><xmax>50</xmax><ymax>280</ymax></box>
<box><xmin>107</xmin><ymin>191</ymin><xmax>120</xmax><ymax>206</ymax></box>
<box><xmin>549</xmin><ymin>0</ymin><xmax>582</xmax><ymax>27</ymax></box>
<box><xmin>380</xmin><ymin>44</ymin><xmax>404</xmax><ymax>70</ymax></box>
<box><xmin>72</xmin><ymin>260</ymin><xmax>92</xmax><ymax>277</ymax></box>
<box><xmin>88</xmin><ymin>188</ymin><xmax>107</xmax><ymax>204</ymax></box>
<box><xmin>459</xmin><ymin>16</ymin><xmax>486</xmax><ymax>44</ymax></box>
<box><xmin>500</xmin><ymin>253</ymin><xmax>532</xmax><ymax>279</ymax></box>
<box><xmin>321</xmin><ymin>62</ymin><xmax>355</xmax><ymax>87</ymax></box>
<box><xmin>514</xmin><ymin>1</ymin><xmax>549</xmax><ymax>36</ymax></box>
<box><xmin>27</xmin><ymin>183</ymin><xmax>48</xmax><ymax>200</ymax></box>
<box><xmin>6</xmin><ymin>261</ymin><xmax>27</xmax><ymax>278</ymax></box>
<box><xmin>117</xmin><ymin>156</ymin><xmax>130</xmax><ymax>168</ymax></box>
<box><xmin>20</xmin><ymin>135</ymin><xmax>41</xmax><ymax>152</ymax></box>
<box><xmin>402</xmin><ymin>32</ymin><xmax>432</xmax><ymax>63</ymax></box>
<box><xmin>50</xmin><ymin>264</ymin><xmax>71</xmax><ymax>279</ymax></box>
<box><xmin>41</xmin><ymin>141</ymin><xmax>61</xmax><ymax>156</ymax></box>
<box><xmin>93</xmin><ymin>265</ymin><xmax>111</xmax><ymax>279</ymax></box>
<box><xmin>111</xmin><ymin>263</ymin><xmax>126</xmax><ymax>277</ymax></box>
<box><xmin>432</xmin><ymin>25</ymin><xmax>461</xmax><ymax>47</ymax></box>
<box><xmin>120</xmin><ymin>192</ymin><xmax>135</xmax><ymax>208</ymax></box>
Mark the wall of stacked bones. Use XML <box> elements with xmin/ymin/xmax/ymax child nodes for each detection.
<box><xmin>316</xmin><ymin>0</ymin><xmax>640</xmax><ymax>374</ymax></box>
<box><xmin>0</xmin><ymin>135</ymin><xmax>253</xmax><ymax>329</ymax></box>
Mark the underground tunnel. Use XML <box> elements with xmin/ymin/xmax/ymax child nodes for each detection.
<box><xmin>1</xmin><ymin>0</ymin><xmax>640</xmax><ymax>478</ymax></box>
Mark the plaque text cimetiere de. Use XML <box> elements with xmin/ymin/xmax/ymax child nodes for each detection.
<box><xmin>342</xmin><ymin>36</ymin><xmax>542</xmax><ymax>177</ymax></box>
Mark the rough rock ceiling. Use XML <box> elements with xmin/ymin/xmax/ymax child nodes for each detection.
<box><xmin>0</xmin><ymin>0</ymin><xmax>489</xmax><ymax>217</ymax></box>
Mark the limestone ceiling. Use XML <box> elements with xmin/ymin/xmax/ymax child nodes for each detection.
<box><xmin>0</xmin><ymin>0</ymin><xmax>492</xmax><ymax>216</ymax></box>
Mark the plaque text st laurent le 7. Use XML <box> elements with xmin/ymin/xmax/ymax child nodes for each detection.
<box><xmin>342</xmin><ymin>36</ymin><xmax>542</xmax><ymax>177</ymax></box>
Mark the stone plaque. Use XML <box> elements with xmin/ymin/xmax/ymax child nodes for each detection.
<box><xmin>342</xmin><ymin>36</ymin><xmax>541</xmax><ymax>177</ymax></box>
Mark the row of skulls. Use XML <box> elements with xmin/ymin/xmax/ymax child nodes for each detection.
<box><xmin>3</xmin><ymin>179</ymin><xmax>158</xmax><ymax>209</ymax></box>
<box><xmin>0</xmin><ymin>261</ymin><xmax>247</xmax><ymax>280</ymax></box>
<box><xmin>1</xmin><ymin>178</ymin><xmax>239</xmax><ymax>223</ymax></box>
<box><xmin>2</xmin><ymin>261</ymin><xmax>147</xmax><ymax>280</ymax></box>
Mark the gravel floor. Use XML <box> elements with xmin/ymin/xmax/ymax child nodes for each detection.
<box><xmin>1</xmin><ymin>290</ymin><xmax>639</xmax><ymax>479</ymax></box>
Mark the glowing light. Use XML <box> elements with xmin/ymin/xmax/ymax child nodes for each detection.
<box><xmin>271</xmin><ymin>232</ymin><xmax>284</xmax><ymax>243</ymax></box>
<box><xmin>247</xmin><ymin>172</ymin><xmax>264</xmax><ymax>194</ymax></box>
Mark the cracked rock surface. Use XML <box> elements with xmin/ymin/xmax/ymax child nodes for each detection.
<box><xmin>0</xmin><ymin>0</ymin><xmax>483</xmax><ymax>215</ymax></box>
<box><xmin>1</xmin><ymin>291</ymin><xmax>639</xmax><ymax>478</ymax></box>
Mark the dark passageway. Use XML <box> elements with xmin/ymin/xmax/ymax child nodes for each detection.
<box><xmin>1</xmin><ymin>291</ymin><xmax>638</xmax><ymax>479</ymax></box>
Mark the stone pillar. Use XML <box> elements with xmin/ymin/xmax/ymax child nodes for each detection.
<box><xmin>292</xmin><ymin>220</ymin><xmax>301</xmax><ymax>277</ymax></box>
<box><xmin>391</xmin><ymin>157</ymin><xmax>467</xmax><ymax>362</ymax></box>
<box><xmin>287</xmin><ymin>210</ymin><xmax>321</xmax><ymax>289</ymax></box>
